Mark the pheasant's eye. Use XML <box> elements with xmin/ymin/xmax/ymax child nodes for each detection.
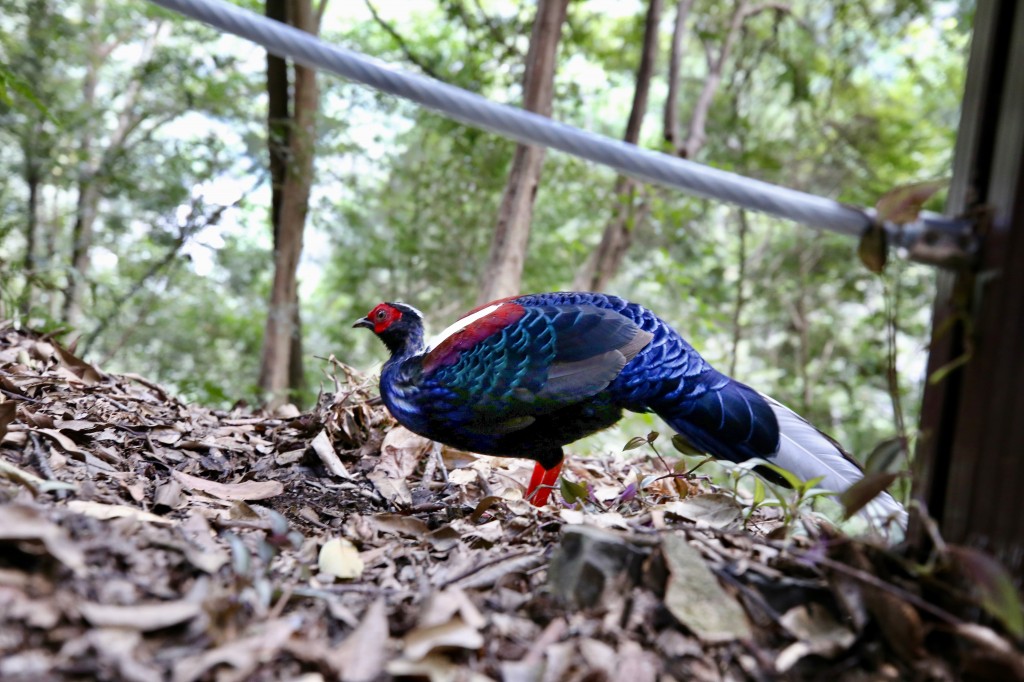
<box><xmin>376</xmin><ymin>309</ymin><xmax>387</xmax><ymax>320</ymax></box>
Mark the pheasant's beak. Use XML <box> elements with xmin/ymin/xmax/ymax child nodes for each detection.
<box><xmin>353</xmin><ymin>317</ymin><xmax>374</xmax><ymax>330</ymax></box>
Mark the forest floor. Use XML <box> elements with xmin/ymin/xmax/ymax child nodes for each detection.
<box><xmin>1</xmin><ymin>324</ymin><xmax>1022</xmax><ymax>682</ymax></box>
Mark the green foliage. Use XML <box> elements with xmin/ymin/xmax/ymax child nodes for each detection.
<box><xmin>0</xmin><ymin>0</ymin><xmax>972</xmax><ymax>450</ymax></box>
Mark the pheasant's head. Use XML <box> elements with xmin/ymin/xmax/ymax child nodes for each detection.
<box><xmin>354</xmin><ymin>302</ymin><xmax>425</xmax><ymax>356</ymax></box>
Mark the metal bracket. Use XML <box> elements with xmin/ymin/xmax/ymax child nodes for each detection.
<box><xmin>893</xmin><ymin>210</ymin><xmax>983</xmax><ymax>269</ymax></box>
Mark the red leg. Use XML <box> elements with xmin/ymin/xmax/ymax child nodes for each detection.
<box><xmin>525</xmin><ymin>461</ymin><xmax>563</xmax><ymax>507</ymax></box>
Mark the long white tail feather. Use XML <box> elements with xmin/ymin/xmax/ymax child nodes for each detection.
<box><xmin>763</xmin><ymin>395</ymin><xmax>907</xmax><ymax>532</ymax></box>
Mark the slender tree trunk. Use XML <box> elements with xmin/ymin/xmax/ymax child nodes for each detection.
<box><xmin>728</xmin><ymin>209</ymin><xmax>749</xmax><ymax>376</ymax></box>
<box><xmin>62</xmin><ymin>13</ymin><xmax>158</xmax><ymax>328</ymax></box>
<box><xmin>573</xmin><ymin>0</ymin><xmax>663</xmax><ymax>292</ymax></box>
<box><xmin>476</xmin><ymin>0</ymin><xmax>569</xmax><ymax>305</ymax></box>
<box><xmin>267</xmin><ymin>0</ymin><xmax>289</xmax><ymax>234</ymax></box>
<box><xmin>258</xmin><ymin>0</ymin><xmax>324</xmax><ymax>406</ymax></box>
<box><xmin>45</xmin><ymin>190</ymin><xmax>62</xmax><ymax>321</ymax></box>
<box><xmin>264</xmin><ymin>0</ymin><xmax>306</xmax><ymax>397</ymax></box>
<box><xmin>21</xmin><ymin>154</ymin><xmax>40</xmax><ymax>317</ymax></box>
<box><xmin>682</xmin><ymin>0</ymin><xmax>749</xmax><ymax>159</ymax></box>
<box><xmin>21</xmin><ymin>2</ymin><xmax>48</xmax><ymax>318</ymax></box>
<box><xmin>680</xmin><ymin>1</ymin><xmax>789</xmax><ymax>158</ymax></box>
<box><xmin>63</xmin><ymin>19</ymin><xmax>101</xmax><ymax>328</ymax></box>
<box><xmin>663</xmin><ymin>0</ymin><xmax>695</xmax><ymax>153</ymax></box>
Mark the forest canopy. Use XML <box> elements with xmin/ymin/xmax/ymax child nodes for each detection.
<box><xmin>0</xmin><ymin>0</ymin><xmax>972</xmax><ymax>459</ymax></box>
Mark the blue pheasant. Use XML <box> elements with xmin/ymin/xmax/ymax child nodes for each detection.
<box><xmin>355</xmin><ymin>292</ymin><xmax>904</xmax><ymax>526</ymax></box>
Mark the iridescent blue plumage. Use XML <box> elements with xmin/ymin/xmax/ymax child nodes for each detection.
<box><xmin>355</xmin><ymin>292</ymin><xmax>905</xmax><ymax>528</ymax></box>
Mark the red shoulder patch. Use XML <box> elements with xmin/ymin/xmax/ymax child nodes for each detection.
<box><xmin>422</xmin><ymin>302</ymin><xmax>526</xmax><ymax>374</ymax></box>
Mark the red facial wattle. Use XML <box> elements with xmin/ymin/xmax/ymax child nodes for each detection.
<box><xmin>367</xmin><ymin>303</ymin><xmax>401</xmax><ymax>334</ymax></box>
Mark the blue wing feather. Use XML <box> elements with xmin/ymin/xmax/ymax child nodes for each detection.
<box><xmin>402</xmin><ymin>301</ymin><xmax>651</xmax><ymax>444</ymax></box>
<box><xmin>514</xmin><ymin>292</ymin><xmax>780</xmax><ymax>462</ymax></box>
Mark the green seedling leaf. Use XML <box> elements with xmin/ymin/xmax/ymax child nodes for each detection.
<box><xmin>623</xmin><ymin>435</ymin><xmax>648</xmax><ymax>451</ymax></box>
<box><xmin>803</xmin><ymin>490</ymin><xmax>842</xmax><ymax>502</ymax></box>
<box><xmin>752</xmin><ymin>477</ymin><xmax>765</xmax><ymax>505</ymax></box>
<box><xmin>559</xmin><ymin>477</ymin><xmax>589</xmax><ymax>505</ymax></box>
<box><xmin>840</xmin><ymin>471</ymin><xmax>901</xmax><ymax>519</ymax></box>
<box><xmin>876</xmin><ymin>178</ymin><xmax>949</xmax><ymax>224</ymax></box>
<box><xmin>865</xmin><ymin>436</ymin><xmax>905</xmax><ymax>474</ymax></box>
<box><xmin>798</xmin><ymin>475</ymin><xmax>826</xmax><ymax>493</ymax></box>
<box><xmin>858</xmin><ymin>223</ymin><xmax>888</xmax><ymax>273</ymax></box>
<box><xmin>947</xmin><ymin>545</ymin><xmax>1024</xmax><ymax>639</ymax></box>
<box><xmin>671</xmin><ymin>434</ymin><xmax>704</xmax><ymax>456</ymax></box>
<box><xmin>759</xmin><ymin>463</ymin><xmax>806</xmax><ymax>490</ymax></box>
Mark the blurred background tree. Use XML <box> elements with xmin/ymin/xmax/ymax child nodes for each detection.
<box><xmin>0</xmin><ymin>0</ymin><xmax>971</xmax><ymax>465</ymax></box>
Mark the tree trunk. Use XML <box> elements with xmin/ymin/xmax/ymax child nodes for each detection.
<box><xmin>572</xmin><ymin>0</ymin><xmax>663</xmax><ymax>292</ymax></box>
<box><xmin>913</xmin><ymin>0</ymin><xmax>1024</xmax><ymax>577</ymax></box>
<box><xmin>476</xmin><ymin>0</ymin><xmax>569</xmax><ymax>305</ymax></box>
<box><xmin>728</xmin><ymin>209</ymin><xmax>748</xmax><ymax>377</ymax></box>
<box><xmin>266</xmin><ymin>0</ymin><xmax>289</xmax><ymax>235</ymax></box>
<box><xmin>258</xmin><ymin>0</ymin><xmax>323</xmax><ymax>406</ymax></box>
<box><xmin>20</xmin><ymin>2</ymin><xmax>48</xmax><ymax>318</ymax></box>
<box><xmin>62</xmin><ymin>15</ymin><xmax>101</xmax><ymax>329</ymax></box>
<box><xmin>265</xmin><ymin>0</ymin><xmax>307</xmax><ymax>399</ymax></box>
<box><xmin>62</xmin><ymin>13</ymin><xmax>159</xmax><ymax>328</ymax></box>
<box><xmin>21</xmin><ymin>153</ymin><xmax>41</xmax><ymax>317</ymax></box>
<box><xmin>64</xmin><ymin>179</ymin><xmax>100</xmax><ymax>328</ymax></box>
<box><xmin>663</xmin><ymin>0</ymin><xmax>695</xmax><ymax>152</ymax></box>
<box><xmin>682</xmin><ymin>0</ymin><xmax>749</xmax><ymax>159</ymax></box>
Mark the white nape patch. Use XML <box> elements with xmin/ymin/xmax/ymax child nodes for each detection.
<box><xmin>425</xmin><ymin>302</ymin><xmax>504</xmax><ymax>351</ymax></box>
<box><xmin>393</xmin><ymin>301</ymin><xmax>424</xmax><ymax>319</ymax></box>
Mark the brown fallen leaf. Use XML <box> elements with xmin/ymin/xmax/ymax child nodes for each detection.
<box><xmin>0</xmin><ymin>502</ymin><xmax>85</xmax><ymax>574</ymax></box>
<box><xmin>387</xmin><ymin>654</ymin><xmax>495</xmax><ymax>682</ymax></box>
<box><xmin>52</xmin><ymin>339</ymin><xmax>102</xmax><ymax>385</ymax></box>
<box><xmin>371</xmin><ymin>513</ymin><xmax>431</xmax><ymax>538</ymax></box>
<box><xmin>401</xmin><ymin>615</ymin><xmax>485</xmax><ymax>661</ymax></box>
<box><xmin>661</xmin><ymin>533</ymin><xmax>752</xmax><ymax>643</ymax></box>
<box><xmin>658</xmin><ymin>493</ymin><xmax>745</xmax><ymax>529</ymax></box>
<box><xmin>0</xmin><ymin>401</ymin><xmax>16</xmax><ymax>441</ymax></box>
<box><xmin>34</xmin><ymin>427</ymin><xmax>89</xmax><ymax>456</ymax></box>
<box><xmin>310</xmin><ymin>429</ymin><xmax>352</xmax><ymax>479</ymax></box>
<box><xmin>171</xmin><ymin>470</ymin><xmax>283</xmax><ymax>501</ymax></box>
<box><xmin>419</xmin><ymin>587</ymin><xmax>486</xmax><ymax>630</ymax></box>
<box><xmin>951</xmin><ymin>622</ymin><xmax>1024</xmax><ymax>680</ymax></box>
<box><xmin>368</xmin><ymin>426</ymin><xmax>431</xmax><ymax>505</ymax></box>
<box><xmin>614</xmin><ymin>640</ymin><xmax>658</xmax><ymax>682</ymax></box>
<box><xmin>0</xmin><ymin>457</ymin><xmax>76</xmax><ymax>494</ymax></box>
<box><xmin>79</xmin><ymin>600</ymin><xmax>201</xmax><ymax>631</ymax></box>
<box><xmin>67</xmin><ymin>500</ymin><xmax>174</xmax><ymax>525</ymax></box>
<box><xmin>153</xmin><ymin>478</ymin><xmax>185</xmax><ymax>510</ymax></box>
<box><xmin>331</xmin><ymin>598</ymin><xmax>390</xmax><ymax>682</ymax></box>
<box><xmin>775</xmin><ymin>603</ymin><xmax>856</xmax><ymax>672</ymax></box>
<box><xmin>171</xmin><ymin>617</ymin><xmax>301</xmax><ymax>682</ymax></box>
<box><xmin>178</xmin><ymin>511</ymin><xmax>229</xmax><ymax>574</ymax></box>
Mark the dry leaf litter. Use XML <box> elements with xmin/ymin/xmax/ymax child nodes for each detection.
<box><xmin>1</xmin><ymin>323</ymin><xmax>1022</xmax><ymax>682</ymax></box>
